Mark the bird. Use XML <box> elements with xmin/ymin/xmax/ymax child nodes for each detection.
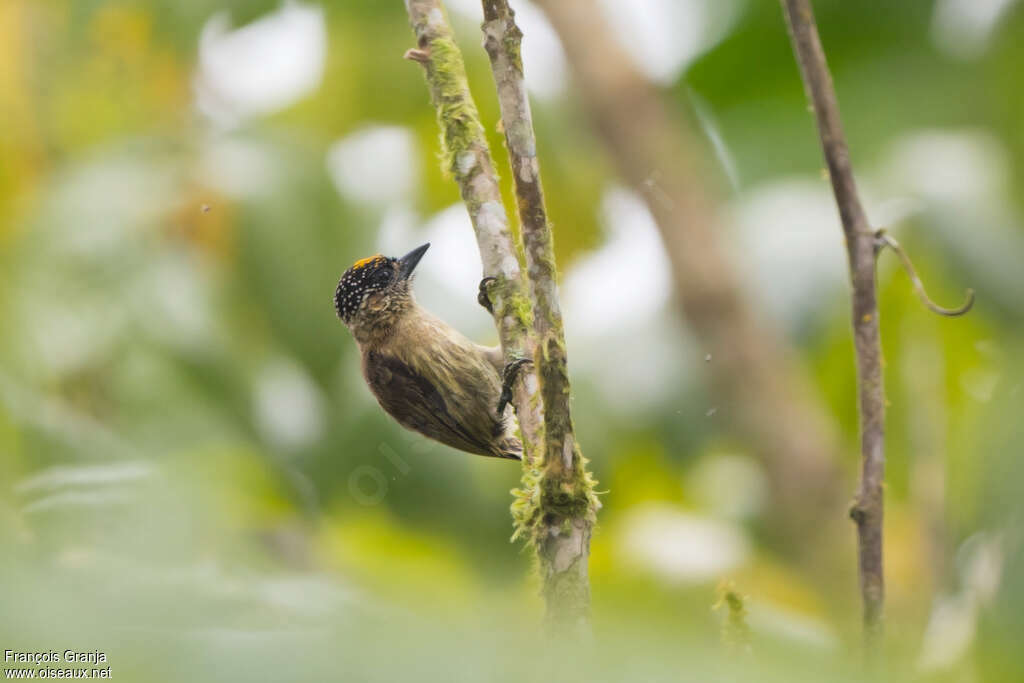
<box><xmin>334</xmin><ymin>243</ymin><xmax>524</xmax><ymax>460</ymax></box>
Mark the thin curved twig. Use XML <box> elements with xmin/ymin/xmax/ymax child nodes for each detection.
<box><xmin>875</xmin><ymin>230</ymin><xmax>974</xmax><ymax>317</ymax></box>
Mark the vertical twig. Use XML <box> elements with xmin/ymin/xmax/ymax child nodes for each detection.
<box><xmin>402</xmin><ymin>0</ymin><xmax>543</xmax><ymax>462</ymax></box>
<box><xmin>779</xmin><ymin>0</ymin><xmax>885</xmax><ymax>645</ymax></box>
<box><xmin>479</xmin><ymin>0</ymin><xmax>598</xmax><ymax>629</ymax></box>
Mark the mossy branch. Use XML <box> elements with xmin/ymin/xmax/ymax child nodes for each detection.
<box><xmin>403</xmin><ymin>0</ymin><xmax>543</xmax><ymax>465</ymax></box>
<box><xmin>481</xmin><ymin>0</ymin><xmax>599</xmax><ymax>630</ymax></box>
<box><xmin>404</xmin><ymin>0</ymin><xmax>597</xmax><ymax>628</ymax></box>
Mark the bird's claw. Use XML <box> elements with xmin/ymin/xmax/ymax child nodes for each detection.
<box><xmin>497</xmin><ymin>357</ymin><xmax>532</xmax><ymax>415</ymax></box>
<box><xmin>478</xmin><ymin>276</ymin><xmax>497</xmax><ymax>314</ymax></box>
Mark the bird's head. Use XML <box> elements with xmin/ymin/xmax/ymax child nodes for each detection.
<box><xmin>334</xmin><ymin>243</ymin><xmax>429</xmax><ymax>332</ymax></box>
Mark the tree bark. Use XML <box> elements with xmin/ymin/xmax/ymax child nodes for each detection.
<box><xmin>403</xmin><ymin>0</ymin><xmax>597</xmax><ymax>629</ymax></box>
<box><xmin>778</xmin><ymin>0</ymin><xmax>885</xmax><ymax>646</ymax></box>
<box><xmin>479</xmin><ymin>0</ymin><xmax>598</xmax><ymax>630</ymax></box>
<box><xmin>402</xmin><ymin>0</ymin><xmax>543</xmax><ymax>465</ymax></box>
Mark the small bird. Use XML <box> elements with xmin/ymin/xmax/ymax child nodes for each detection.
<box><xmin>334</xmin><ymin>243</ymin><xmax>523</xmax><ymax>460</ymax></box>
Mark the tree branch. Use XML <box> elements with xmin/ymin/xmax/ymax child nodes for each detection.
<box><xmin>535</xmin><ymin>0</ymin><xmax>847</xmax><ymax>553</ymax></box>
<box><xmin>402</xmin><ymin>0</ymin><xmax>543</xmax><ymax>462</ymax></box>
<box><xmin>778</xmin><ymin>0</ymin><xmax>885</xmax><ymax>645</ymax></box>
<box><xmin>403</xmin><ymin>0</ymin><xmax>596</xmax><ymax>628</ymax></box>
<box><xmin>479</xmin><ymin>0</ymin><xmax>598</xmax><ymax>629</ymax></box>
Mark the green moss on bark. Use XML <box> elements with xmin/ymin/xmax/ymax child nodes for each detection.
<box><xmin>408</xmin><ymin>0</ymin><xmax>598</xmax><ymax>625</ymax></box>
<box><xmin>511</xmin><ymin>442</ymin><xmax>598</xmax><ymax>549</ymax></box>
<box><xmin>503</xmin><ymin>24</ymin><xmax>523</xmax><ymax>74</ymax></box>
<box><xmin>424</xmin><ymin>37</ymin><xmax>485</xmax><ymax>182</ymax></box>
<box><xmin>500</xmin><ymin>288</ymin><xmax>534</xmax><ymax>331</ymax></box>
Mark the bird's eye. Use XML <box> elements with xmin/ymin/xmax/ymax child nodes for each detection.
<box><xmin>371</xmin><ymin>269</ymin><xmax>393</xmax><ymax>286</ymax></box>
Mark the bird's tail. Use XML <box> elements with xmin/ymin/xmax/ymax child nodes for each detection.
<box><xmin>491</xmin><ymin>435</ymin><xmax>522</xmax><ymax>460</ymax></box>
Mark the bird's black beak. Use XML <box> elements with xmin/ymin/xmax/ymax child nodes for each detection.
<box><xmin>397</xmin><ymin>243</ymin><xmax>430</xmax><ymax>280</ymax></box>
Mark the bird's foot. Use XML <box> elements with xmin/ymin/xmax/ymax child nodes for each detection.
<box><xmin>478</xmin><ymin>276</ymin><xmax>496</xmax><ymax>314</ymax></box>
<box><xmin>497</xmin><ymin>356</ymin><xmax>532</xmax><ymax>415</ymax></box>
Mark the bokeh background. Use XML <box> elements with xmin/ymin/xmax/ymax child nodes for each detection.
<box><xmin>1</xmin><ymin>0</ymin><xmax>1022</xmax><ymax>680</ymax></box>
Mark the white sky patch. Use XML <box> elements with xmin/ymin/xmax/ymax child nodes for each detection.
<box><xmin>931</xmin><ymin>0</ymin><xmax>1020</xmax><ymax>60</ymax></box>
<box><xmin>514</xmin><ymin>1</ymin><xmax>568</xmax><ymax>98</ymax></box>
<box><xmin>375</xmin><ymin>205</ymin><xmax>421</xmax><ymax>258</ymax></box>
<box><xmin>730</xmin><ymin>179</ymin><xmax>849</xmax><ymax>324</ymax></box>
<box><xmin>443</xmin><ymin>0</ymin><xmax>483</xmax><ymax>20</ymax></box>
<box><xmin>196</xmin><ymin>2</ymin><xmax>327</xmax><ymax>128</ymax></box>
<box><xmin>419</xmin><ymin>205</ymin><xmax>493</xmax><ymax>337</ymax></box>
<box><xmin>917</xmin><ymin>593</ymin><xmax>977</xmax><ymax>671</ymax></box>
<box><xmin>564</xmin><ymin>187</ymin><xmax>671</xmax><ymax>336</ymax></box>
<box><xmin>562</xmin><ymin>187</ymin><xmax>688</xmax><ymax>413</ymax></box>
<box><xmin>573</xmin><ymin>312</ymin><xmax>692</xmax><ymax>416</ymax></box>
<box><xmin>879</xmin><ymin>129</ymin><xmax>1009</xmax><ymax>205</ymax></box>
<box><xmin>254</xmin><ymin>359</ymin><xmax>326</xmax><ymax>451</ymax></box>
<box><xmin>199</xmin><ymin>136</ymin><xmax>280</xmax><ymax>199</ymax></box>
<box><xmin>445</xmin><ymin>0</ymin><xmax>567</xmax><ymax>97</ymax></box>
<box><xmin>377</xmin><ymin>205</ymin><xmax>492</xmax><ymax>340</ymax></box>
<box><xmin>597</xmin><ymin>0</ymin><xmax>745</xmax><ymax>84</ymax></box>
<box><xmin>616</xmin><ymin>504</ymin><xmax>750</xmax><ymax>583</ymax></box>
<box><xmin>326</xmin><ymin>126</ymin><xmax>419</xmax><ymax>205</ymax></box>
<box><xmin>918</xmin><ymin>533</ymin><xmax>1004</xmax><ymax>672</ymax></box>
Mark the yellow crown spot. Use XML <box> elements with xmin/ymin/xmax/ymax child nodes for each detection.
<box><xmin>352</xmin><ymin>255</ymin><xmax>384</xmax><ymax>270</ymax></box>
